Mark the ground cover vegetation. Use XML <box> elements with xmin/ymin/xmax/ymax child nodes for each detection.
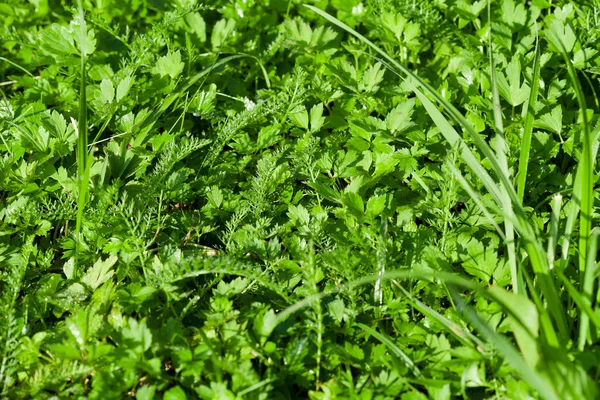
<box><xmin>1</xmin><ymin>0</ymin><xmax>600</xmax><ymax>398</ymax></box>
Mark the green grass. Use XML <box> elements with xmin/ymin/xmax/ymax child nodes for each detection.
<box><xmin>0</xmin><ymin>1</ymin><xmax>599</xmax><ymax>399</ymax></box>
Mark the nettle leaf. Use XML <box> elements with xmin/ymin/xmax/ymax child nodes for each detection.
<box><xmin>152</xmin><ymin>50</ymin><xmax>185</xmax><ymax>79</ymax></box>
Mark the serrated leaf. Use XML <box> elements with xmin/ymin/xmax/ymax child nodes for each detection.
<box><xmin>342</xmin><ymin>191</ymin><xmax>364</xmax><ymax>216</ymax></box>
<box><xmin>99</xmin><ymin>79</ymin><xmax>115</xmax><ymax>104</ymax></box>
<box><xmin>386</xmin><ymin>99</ymin><xmax>415</xmax><ymax>134</ymax></box>
<box><xmin>254</xmin><ymin>309</ymin><xmax>277</xmax><ymax>343</ymax></box>
<box><xmin>152</xmin><ymin>50</ymin><xmax>184</xmax><ymax>79</ymax></box>
<box><xmin>289</xmin><ymin>107</ymin><xmax>309</xmax><ymax>130</ymax></box>
<box><xmin>362</xmin><ymin>62</ymin><xmax>385</xmax><ymax>93</ymax></box>
<box><xmin>81</xmin><ymin>256</ymin><xmax>117</xmax><ymax>291</ymax></box>
<box><xmin>122</xmin><ymin>318</ymin><xmax>152</xmax><ymax>353</ymax></box>
<box><xmin>211</xmin><ymin>18</ymin><xmax>236</xmax><ymax>50</ymax></box>
<box><xmin>534</xmin><ymin>107</ymin><xmax>562</xmax><ymax>134</ymax></box>
<box><xmin>116</xmin><ymin>76</ymin><xmax>132</xmax><ymax>102</ymax></box>
<box><xmin>309</xmin><ymin>103</ymin><xmax>325</xmax><ymax>132</ymax></box>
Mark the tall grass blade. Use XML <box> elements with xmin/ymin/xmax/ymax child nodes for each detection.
<box><xmin>487</xmin><ymin>2</ymin><xmax>519</xmax><ymax>294</ymax></box>
<box><xmin>547</xmin><ymin>194</ymin><xmax>562</xmax><ymax>269</ymax></box>
<box><xmin>306</xmin><ymin>0</ymin><xmax>568</xmax><ymax>350</ymax></box>
<box><xmin>544</xmin><ymin>27</ymin><xmax>595</xmax><ymax>350</ymax></box>
<box><xmin>75</xmin><ymin>0</ymin><xmax>90</xmax><ymax>265</ymax></box>
<box><xmin>517</xmin><ymin>26</ymin><xmax>541</xmax><ymax>204</ymax></box>
<box><xmin>558</xmin><ymin>125</ymin><xmax>600</xmax><ymax>272</ymax></box>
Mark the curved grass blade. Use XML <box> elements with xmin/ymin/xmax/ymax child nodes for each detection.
<box><xmin>451</xmin><ymin>290</ymin><xmax>559</xmax><ymax>400</ymax></box>
<box><xmin>559</xmin><ymin>125</ymin><xmax>600</xmax><ymax>273</ymax></box>
<box><xmin>545</xmin><ymin>25</ymin><xmax>595</xmax><ymax>350</ymax></box>
<box><xmin>517</xmin><ymin>26</ymin><xmax>541</xmax><ymax>204</ymax></box>
<box><xmin>392</xmin><ymin>280</ymin><xmax>487</xmax><ymax>352</ymax></box>
<box><xmin>357</xmin><ymin>323</ymin><xmax>422</xmax><ymax>378</ymax></box>
<box><xmin>275</xmin><ymin>269</ymin><xmax>560</xmax><ymax>399</ymax></box>
<box><xmin>488</xmin><ymin>1</ymin><xmax>519</xmax><ymax>294</ymax></box>
<box><xmin>304</xmin><ymin>4</ymin><xmax>567</xmax><ymax>338</ymax></box>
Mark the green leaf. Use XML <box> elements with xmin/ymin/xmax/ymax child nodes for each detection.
<box><xmin>496</xmin><ymin>57</ymin><xmax>530</xmax><ymax>106</ymax></box>
<box><xmin>386</xmin><ymin>99</ymin><xmax>415</xmax><ymax>134</ymax></box>
<box><xmin>152</xmin><ymin>50</ymin><xmax>184</xmax><ymax>79</ymax></box>
<box><xmin>81</xmin><ymin>256</ymin><xmax>117</xmax><ymax>291</ymax></box>
<box><xmin>309</xmin><ymin>103</ymin><xmax>325</xmax><ymax>132</ymax></box>
<box><xmin>211</xmin><ymin>18</ymin><xmax>236</xmax><ymax>50</ymax></box>
<box><xmin>534</xmin><ymin>107</ymin><xmax>563</xmax><ymax>134</ymax></box>
<box><xmin>488</xmin><ymin>286</ymin><xmax>540</xmax><ymax>367</ymax></box>
<box><xmin>342</xmin><ymin>191</ymin><xmax>364</xmax><ymax>216</ymax></box>
<box><xmin>136</xmin><ymin>385</ymin><xmax>156</xmax><ymax>400</ymax></box>
<box><xmin>122</xmin><ymin>318</ymin><xmax>152</xmax><ymax>353</ymax></box>
<box><xmin>164</xmin><ymin>386</ymin><xmax>187</xmax><ymax>400</ymax></box>
<box><xmin>254</xmin><ymin>309</ymin><xmax>277</xmax><ymax>343</ymax></box>
<box><xmin>99</xmin><ymin>79</ymin><xmax>115</xmax><ymax>104</ymax></box>
<box><xmin>289</xmin><ymin>106</ymin><xmax>309</xmax><ymax>130</ymax></box>
<box><xmin>116</xmin><ymin>76</ymin><xmax>132</xmax><ymax>102</ymax></box>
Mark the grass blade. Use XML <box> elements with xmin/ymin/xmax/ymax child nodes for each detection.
<box><xmin>392</xmin><ymin>281</ymin><xmax>487</xmax><ymax>352</ymax></box>
<box><xmin>487</xmin><ymin>2</ymin><xmax>519</xmax><ymax>294</ymax></box>
<box><xmin>451</xmin><ymin>290</ymin><xmax>559</xmax><ymax>400</ymax></box>
<box><xmin>357</xmin><ymin>323</ymin><xmax>422</xmax><ymax>378</ymax></box>
<box><xmin>75</xmin><ymin>0</ymin><xmax>90</xmax><ymax>265</ymax></box>
<box><xmin>544</xmin><ymin>25</ymin><xmax>595</xmax><ymax>350</ymax></box>
<box><xmin>306</xmin><ymin>0</ymin><xmax>568</xmax><ymax>348</ymax></box>
<box><xmin>517</xmin><ymin>26</ymin><xmax>541</xmax><ymax>204</ymax></box>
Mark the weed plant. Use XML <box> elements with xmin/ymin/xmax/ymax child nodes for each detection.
<box><xmin>1</xmin><ymin>0</ymin><xmax>599</xmax><ymax>399</ymax></box>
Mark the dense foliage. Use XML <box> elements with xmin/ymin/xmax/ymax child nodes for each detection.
<box><xmin>1</xmin><ymin>0</ymin><xmax>600</xmax><ymax>398</ymax></box>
